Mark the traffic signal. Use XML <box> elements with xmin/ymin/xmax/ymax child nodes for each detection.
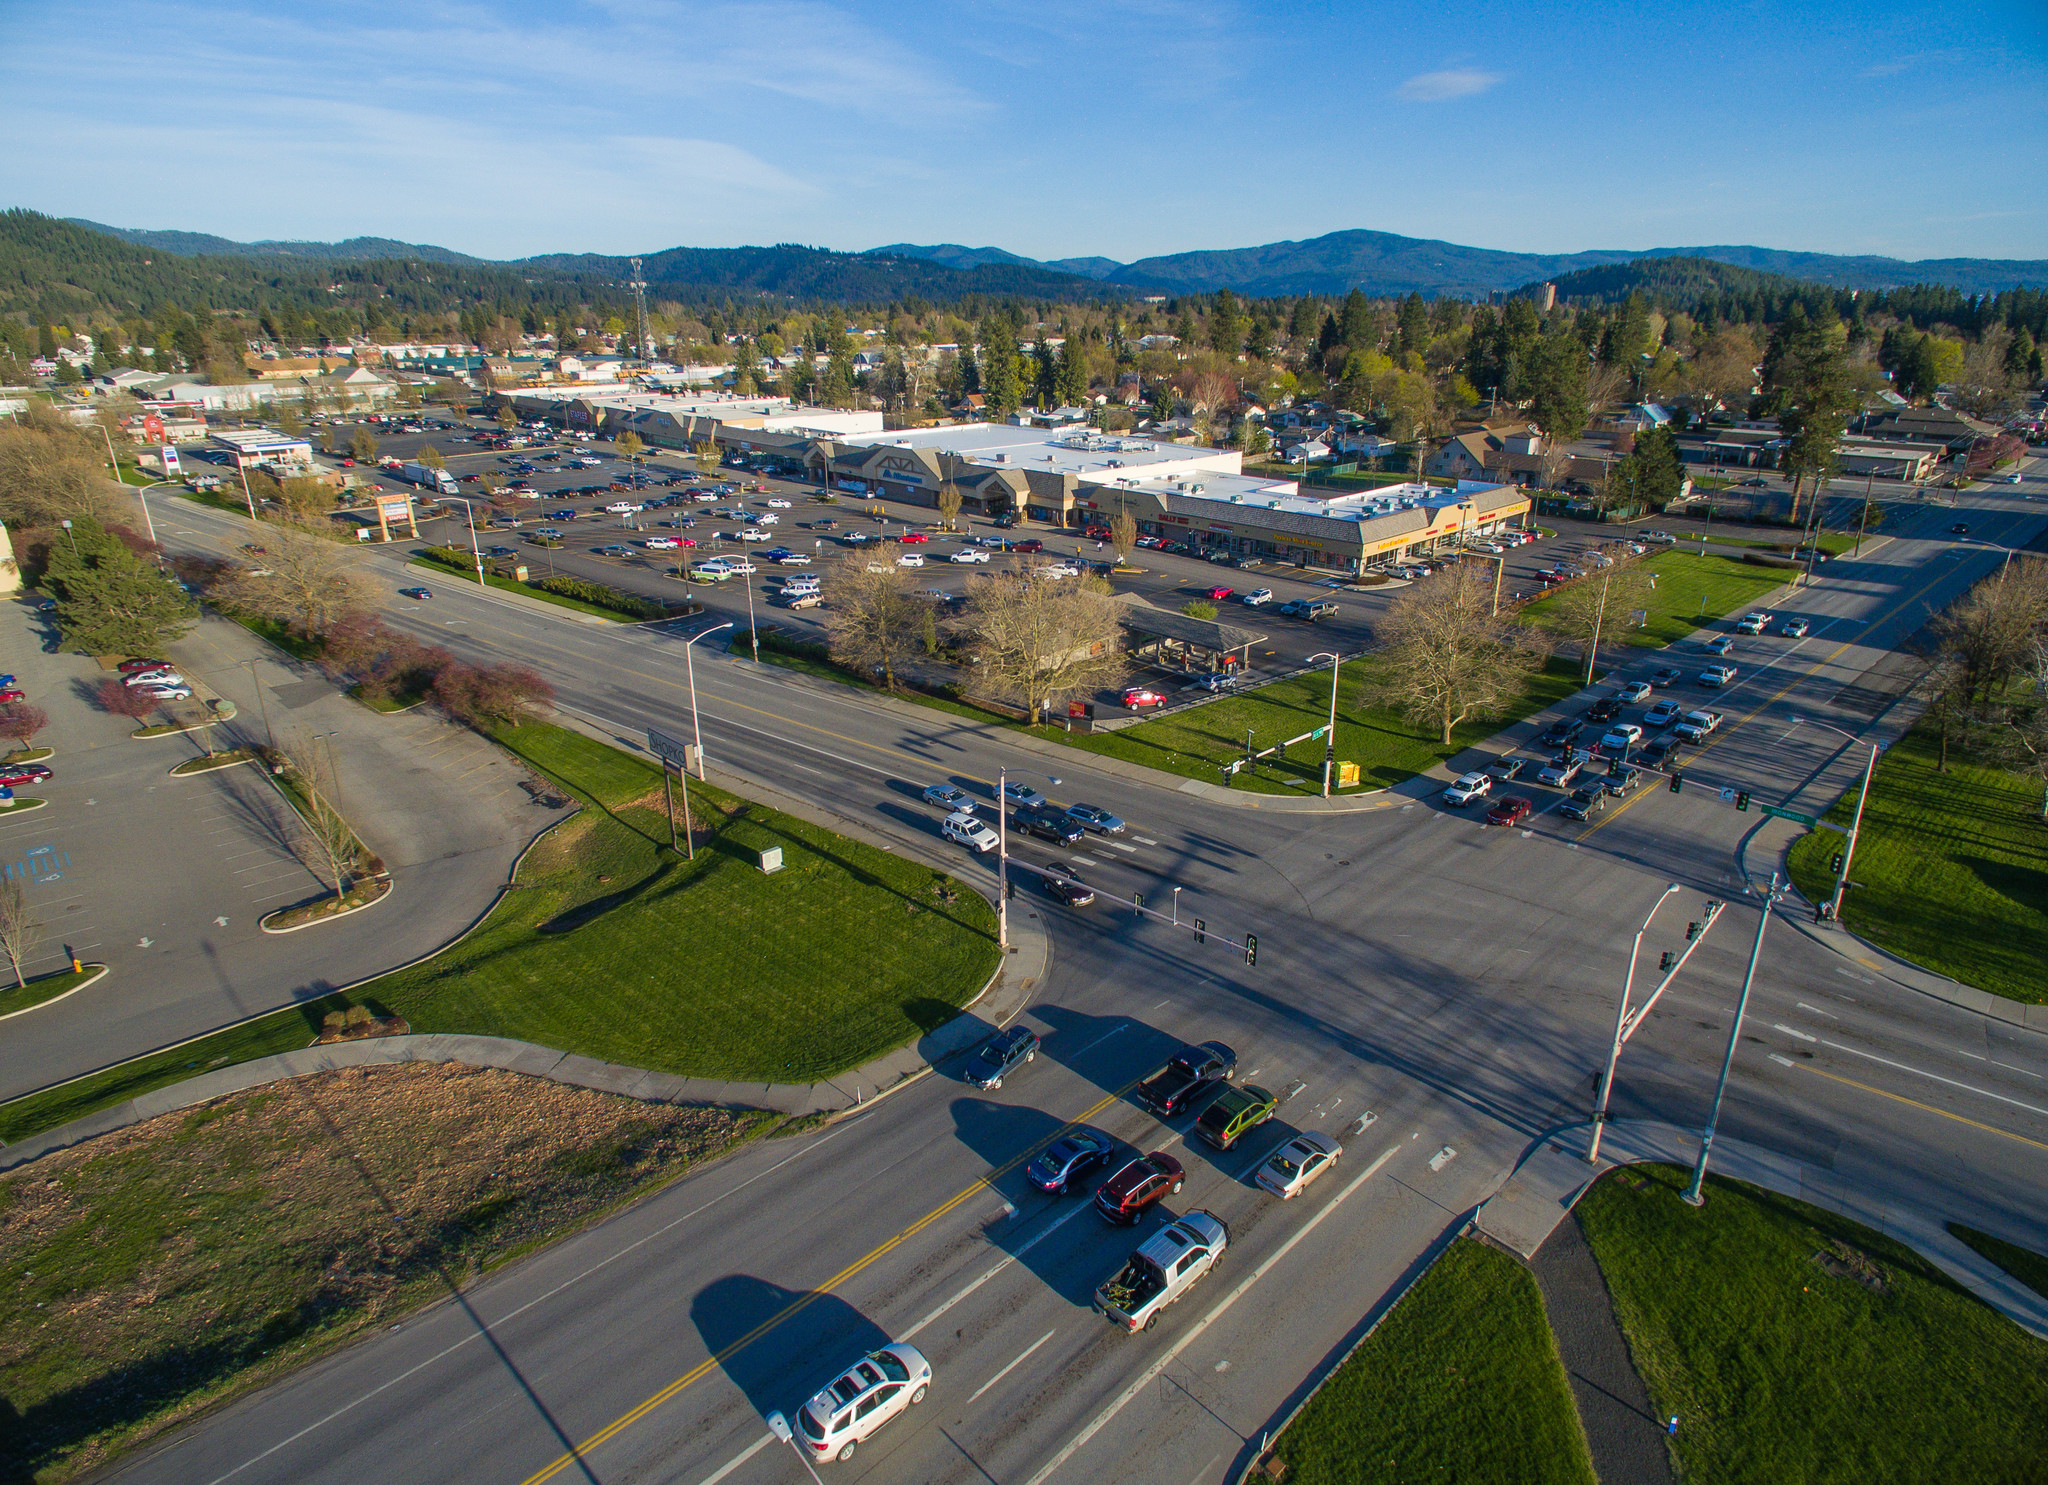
<box><xmin>1245</xmin><ymin>933</ymin><xmax>1258</xmax><ymax>967</ymax></box>
<box><xmin>1830</xmin><ymin>853</ymin><xmax>1844</xmax><ymax>875</ymax></box>
<box><xmin>1686</xmin><ymin>920</ymin><xmax>1701</xmax><ymax>941</ymax></box>
<box><xmin>1133</xmin><ymin>891</ymin><xmax>1144</xmax><ymax>912</ymax></box>
<box><xmin>1005</xmin><ymin>877</ymin><xmax>1016</xmax><ymax>899</ymax></box>
<box><xmin>1659</xmin><ymin>951</ymin><xmax>1674</xmax><ymax>972</ymax></box>
<box><xmin>1669</xmin><ymin>770</ymin><xmax>1683</xmax><ymax>794</ymax></box>
<box><xmin>1735</xmin><ymin>790</ymin><xmax>1751</xmax><ymax>812</ymax></box>
<box><xmin>1195</xmin><ymin>918</ymin><xmax>1207</xmax><ymax>945</ymax></box>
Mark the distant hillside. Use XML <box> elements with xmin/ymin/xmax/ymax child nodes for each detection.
<box><xmin>65</xmin><ymin>219</ymin><xmax>483</xmax><ymax>265</ymax></box>
<box><xmin>1531</xmin><ymin>255</ymin><xmax>1804</xmax><ymax>305</ymax></box>
<box><xmin>522</xmin><ymin>244</ymin><xmax>1122</xmax><ymax>302</ymax></box>
<box><xmin>1635</xmin><ymin>244</ymin><xmax>2048</xmax><ymax>294</ymax></box>
<box><xmin>878</xmin><ymin>243</ymin><xmax>1123</xmax><ymax>281</ymax></box>
<box><xmin>877</xmin><ymin>230</ymin><xmax>2048</xmax><ymax>299</ymax></box>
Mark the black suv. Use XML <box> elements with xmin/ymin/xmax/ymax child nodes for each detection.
<box><xmin>1540</xmin><ymin>718</ymin><xmax>1586</xmax><ymax>749</ymax></box>
<box><xmin>966</xmin><ymin>1026</ymin><xmax>1040</xmax><ymax>1090</ymax></box>
<box><xmin>1586</xmin><ymin>697</ymin><xmax>1622</xmax><ymax>723</ymax></box>
<box><xmin>1015</xmin><ymin>806</ymin><xmax>1084</xmax><ymax>846</ymax></box>
<box><xmin>1136</xmin><ymin>1041</ymin><xmax>1236</xmax><ymax>1116</ymax></box>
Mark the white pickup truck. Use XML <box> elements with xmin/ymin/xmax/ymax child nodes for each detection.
<box><xmin>1093</xmin><ymin>1211</ymin><xmax>1229</xmax><ymax>1333</ymax></box>
<box><xmin>1673</xmin><ymin>709</ymin><xmax>1723</xmax><ymax>742</ymax></box>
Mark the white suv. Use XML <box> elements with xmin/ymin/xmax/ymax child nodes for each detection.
<box><xmin>1442</xmin><ymin>772</ymin><xmax>1492</xmax><ymax>806</ymax></box>
<box><xmin>942</xmin><ymin>812</ymin><xmax>999</xmax><ymax>852</ymax></box>
<box><xmin>789</xmin><ymin>1344</ymin><xmax>932</xmax><ymax>1464</ymax></box>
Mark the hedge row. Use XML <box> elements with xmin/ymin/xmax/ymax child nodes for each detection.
<box><xmin>415</xmin><ymin>547</ymin><xmax>668</xmax><ymax>620</ymax></box>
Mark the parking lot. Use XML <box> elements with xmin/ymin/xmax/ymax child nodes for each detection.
<box><xmin>281</xmin><ymin>413</ymin><xmax>1853</xmax><ymax>717</ymax></box>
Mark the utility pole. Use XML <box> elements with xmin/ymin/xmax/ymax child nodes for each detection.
<box><xmin>1584</xmin><ymin>570</ymin><xmax>1612</xmax><ymax>686</ymax></box>
<box><xmin>1683</xmin><ymin>876</ymin><xmax>1779</xmax><ymax>1206</ymax></box>
<box><xmin>629</xmin><ymin>257</ymin><xmax>653</xmax><ymax>365</ymax></box>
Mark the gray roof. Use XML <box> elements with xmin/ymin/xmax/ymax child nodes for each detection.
<box><xmin>1115</xmin><ymin>596</ymin><xmax>1265</xmax><ymax>652</ymax></box>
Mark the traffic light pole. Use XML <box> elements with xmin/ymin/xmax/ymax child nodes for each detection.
<box><xmin>1830</xmin><ymin>743</ymin><xmax>1878</xmax><ymax>920</ymax></box>
<box><xmin>1587</xmin><ymin>889</ymin><xmax>1724</xmax><ymax>1164</ymax></box>
<box><xmin>1684</xmin><ymin>875</ymin><xmax>1779</xmax><ymax>1206</ymax></box>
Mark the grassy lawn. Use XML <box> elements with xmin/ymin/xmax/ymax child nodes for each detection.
<box><xmin>1270</xmin><ymin>1237</ymin><xmax>1594</xmax><ymax>1485</ymax></box>
<box><xmin>1786</xmin><ymin>721</ymin><xmax>2047</xmax><ymax>1004</ymax></box>
<box><xmin>0</xmin><ymin>722</ymin><xmax>999</xmax><ymax>1145</ymax></box>
<box><xmin>220</xmin><ymin>609</ymin><xmax>322</xmax><ymax>661</ymax></box>
<box><xmin>1949</xmin><ymin>1224</ymin><xmax>2048</xmax><ymax>1302</ymax></box>
<box><xmin>1697</xmin><ymin>532</ymin><xmax>1859</xmax><ymax>556</ymax></box>
<box><xmin>1522</xmin><ymin>550</ymin><xmax>1789</xmax><ymax>650</ymax></box>
<box><xmin>0</xmin><ymin>1064</ymin><xmax>758</xmax><ymax>1483</ymax></box>
<box><xmin>1578</xmin><ymin>1163</ymin><xmax>2048</xmax><ymax>1484</ymax></box>
<box><xmin>1051</xmin><ymin>656</ymin><xmax>1583</xmax><ymax>793</ymax></box>
<box><xmin>0</xmin><ymin>964</ymin><xmax>105</xmax><ymax>1019</ymax></box>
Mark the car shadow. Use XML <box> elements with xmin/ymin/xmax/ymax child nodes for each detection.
<box><xmin>690</xmin><ymin>1275</ymin><xmax>893</xmax><ymax>1429</ymax></box>
<box><xmin>1029</xmin><ymin>1004</ymin><xmax>1186</xmax><ymax>1108</ymax></box>
<box><xmin>916</xmin><ymin>1006</ymin><xmax>998</xmax><ymax>1081</ymax></box>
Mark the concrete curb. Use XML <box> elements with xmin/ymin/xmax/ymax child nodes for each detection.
<box><xmin>1475</xmin><ymin>1119</ymin><xmax>2048</xmax><ymax>1341</ymax></box>
<box><xmin>0</xmin><ymin>965</ymin><xmax>109</xmax><ymax>1024</ymax></box>
<box><xmin>167</xmin><ymin>754</ymin><xmax>256</xmax><ymax>778</ymax></box>
<box><xmin>259</xmin><ymin>878</ymin><xmax>395</xmax><ymax>934</ymax></box>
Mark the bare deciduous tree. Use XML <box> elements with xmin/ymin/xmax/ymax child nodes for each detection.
<box><xmin>1365</xmin><ymin>570</ymin><xmax>1547</xmax><ymax>743</ymax></box>
<box><xmin>0</xmin><ymin>878</ymin><xmax>42</xmax><ymax>988</ymax></box>
<box><xmin>1535</xmin><ymin>550</ymin><xmax>1655</xmax><ymax>684</ymax></box>
<box><xmin>211</xmin><ymin>520</ymin><xmax>378</xmax><ymax>639</ymax></box>
<box><xmin>1110</xmin><ymin>506</ymin><xmax>1138</xmax><ymax>566</ymax></box>
<box><xmin>936</xmin><ymin>479</ymin><xmax>963</xmax><ymax>533</ymax></box>
<box><xmin>280</xmin><ymin>736</ymin><xmax>360</xmax><ymax>902</ymax></box>
<box><xmin>821</xmin><ymin>547</ymin><xmax>930</xmax><ymax>690</ymax></box>
<box><xmin>964</xmin><ymin>566</ymin><xmax>1128</xmax><ymax>724</ymax></box>
<box><xmin>0</xmin><ymin>702</ymin><xmax>49</xmax><ymax>757</ymax></box>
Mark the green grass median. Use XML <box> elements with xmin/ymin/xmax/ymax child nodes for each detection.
<box><xmin>1268</xmin><ymin>1238</ymin><xmax>1594</xmax><ymax>1485</ymax></box>
<box><xmin>1051</xmin><ymin>656</ymin><xmax>1583</xmax><ymax>793</ymax></box>
<box><xmin>0</xmin><ymin>722</ymin><xmax>1000</xmax><ymax>1146</ymax></box>
<box><xmin>1786</xmin><ymin>721</ymin><xmax>2048</xmax><ymax>1004</ymax></box>
<box><xmin>1578</xmin><ymin>1163</ymin><xmax>2048</xmax><ymax>1483</ymax></box>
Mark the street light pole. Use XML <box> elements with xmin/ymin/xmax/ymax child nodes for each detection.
<box><xmin>461</xmin><ymin>499</ymin><xmax>486</xmax><ymax>589</ymax></box>
<box><xmin>1790</xmin><ymin>716</ymin><xmax>1880</xmax><ymax>921</ymax></box>
<box><xmin>1587</xmin><ymin>883</ymin><xmax>1682</xmax><ymax>1164</ymax></box>
<box><xmin>684</xmin><ymin>621</ymin><xmax>734</xmax><ymax>781</ymax></box>
<box><xmin>1683</xmin><ymin>875</ymin><xmax>1780</xmax><ymax>1206</ymax></box>
<box><xmin>1309</xmin><ymin>650</ymin><xmax>1341</xmax><ymax>797</ymax></box>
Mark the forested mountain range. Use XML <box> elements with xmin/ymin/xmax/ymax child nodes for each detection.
<box><xmin>878</xmin><ymin>231</ymin><xmax>2048</xmax><ymax>299</ymax></box>
<box><xmin>64</xmin><ymin>220</ymin><xmax>485</xmax><ymax>265</ymax></box>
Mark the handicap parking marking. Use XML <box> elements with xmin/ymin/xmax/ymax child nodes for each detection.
<box><xmin>6</xmin><ymin>844</ymin><xmax>72</xmax><ymax>885</ymax></box>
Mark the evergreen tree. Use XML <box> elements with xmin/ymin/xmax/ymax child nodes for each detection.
<box><xmin>1055</xmin><ymin>344</ymin><xmax>1089</xmax><ymax>406</ymax></box>
<box><xmin>1033</xmin><ymin>339</ymin><xmax>1058</xmax><ymax>408</ymax></box>
<box><xmin>1287</xmin><ymin>298</ymin><xmax>1320</xmax><ymax>341</ymax></box>
<box><xmin>1395</xmin><ymin>293</ymin><xmax>1429</xmax><ymax>356</ymax></box>
<box><xmin>1209</xmin><ymin>289</ymin><xmax>1246</xmax><ymax>356</ymax></box>
<box><xmin>37</xmin><ymin>324</ymin><xmax>56</xmax><ymax>358</ymax></box>
<box><xmin>1338</xmin><ymin>289</ymin><xmax>1374</xmax><ymax>352</ymax></box>
<box><xmin>959</xmin><ymin>346</ymin><xmax>981</xmax><ymax>395</ymax></box>
<box><xmin>45</xmin><ymin>518</ymin><xmax>197</xmax><ymax>656</ymax></box>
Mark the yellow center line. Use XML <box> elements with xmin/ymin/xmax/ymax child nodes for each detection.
<box><xmin>514</xmin><ymin>1081</ymin><xmax>1137</xmax><ymax>1485</ymax></box>
<box><xmin>1574</xmin><ymin>559</ymin><xmax>1963</xmax><ymax>841</ymax></box>
<box><xmin>1795</xmin><ymin>1063</ymin><xmax>2048</xmax><ymax>1154</ymax></box>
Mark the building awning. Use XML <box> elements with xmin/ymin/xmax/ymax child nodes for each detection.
<box><xmin>1115</xmin><ymin>598</ymin><xmax>1265</xmax><ymax>660</ymax></box>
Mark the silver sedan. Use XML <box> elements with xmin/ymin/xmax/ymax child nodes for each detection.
<box><xmin>1254</xmin><ymin>1132</ymin><xmax>1343</xmax><ymax>1199</ymax></box>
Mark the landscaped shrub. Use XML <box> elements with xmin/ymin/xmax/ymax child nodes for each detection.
<box><xmin>531</xmin><ymin>576</ymin><xmax>666</xmax><ymax>620</ymax></box>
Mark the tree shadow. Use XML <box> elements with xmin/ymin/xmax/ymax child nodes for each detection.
<box><xmin>690</xmin><ymin>1275</ymin><xmax>893</xmax><ymax>1426</ymax></box>
<box><xmin>536</xmin><ymin>859</ymin><xmax>677</xmax><ymax>934</ymax></box>
<box><xmin>1955</xmin><ymin>856</ymin><xmax>2046</xmax><ymax>916</ymax></box>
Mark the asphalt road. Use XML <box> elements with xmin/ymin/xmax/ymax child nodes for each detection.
<box><xmin>100</xmin><ymin>463</ymin><xmax>2048</xmax><ymax>1485</ymax></box>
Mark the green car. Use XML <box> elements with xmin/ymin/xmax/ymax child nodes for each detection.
<box><xmin>1195</xmin><ymin>1083</ymin><xmax>1278</xmax><ymax>1150</ymax></box>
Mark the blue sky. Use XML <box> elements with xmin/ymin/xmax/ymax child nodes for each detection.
<box><xmin>5</xmin><ymin>0</ymin><xmax>2044</xmax><ymax>264</ymax></box>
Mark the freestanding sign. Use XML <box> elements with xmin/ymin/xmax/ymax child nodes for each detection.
<box><xmin>160</xmin><ymin>445</ymin><xmax>181</xmax><ymax>477</ymax></box>
<box><xmin>646</xmin><ymin>727</ymin><xmax>698</xmax><ymax>858</ymax></box>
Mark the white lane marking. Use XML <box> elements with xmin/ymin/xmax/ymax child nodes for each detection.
<box><xmin>1069</xmin><ymin>1022</ymin><xmax>1130</xmax><ymax>1059</ymax></box>
<box><xmin>903</xmin><ymin>1201</ymin><xmax>1094</xmax><ymax>1341</ymax></box>
<box><xmin>1795</xmin><ymin>1002</ymin><xmax>1839</xmax><ymax>1019</ymax></box>
<box><xmin>1774</xmin><ymin>1024</ymin><xmax>1818</xmax><ymax>1043</ymax></box>
<box><xmin>1134</xmin><ymin>837</ymin><xmax>1160</xmax><ymax>846</ymax></box>
<box><xmin>1107</xmin><ymin>841</ymin><xmax>1138</xmax><ymax>853</ymax></box>
<box><xmin>1994</xmin><ymin>1061</ymin><xmax>2044</xmax><ymax>1081</ymax></box>
<box><xmin>1956</xmin><ymin>1050</ymin><xmax>1987</xmax><ymax>1061</ymax></box>
<box><xmin>194</xmin><ymin>1123</ymin><xmax>863</xmax><ymax>1485</ymax></box>
<box><xmin>1018</xmin><ymin>1145</ymin><xmax>1399</xmax><ymax>1485</ymax></box>
<box><xmin>1769</xmin><ymin>1054</ymin><xmax>1796</xmax><ymax>1068</ymax></box>
<box><xmin>967</xmin><ymin>1329</ymin><xmax>1058</xmax><ymax>1404</ymax></box>
<box><xmin>692</xmin><ymin>1431</ymin><xmax>774</xmax><ymax>1485</ymax></box>
<box><xmin>1819</xmin><ymin>1039</ymin><xmax>2048</xmax><ymax>1120</ymax></box>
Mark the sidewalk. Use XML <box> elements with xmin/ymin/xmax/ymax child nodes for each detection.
<box><xmin>1475</xmin><ymin>1119</ymin><xmax>2048</xmax><ymax>1341</ymax></box>
<box><xmin>0</xmin><ymin>911</ymin><xmax>1047</xmax><ymax>1174</ymax></box>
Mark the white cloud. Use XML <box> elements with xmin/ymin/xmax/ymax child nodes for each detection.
<box><xmin>1397</xmin><ymin>68</ymin><xmax>1502</xmax><ymax>102</ymax></box>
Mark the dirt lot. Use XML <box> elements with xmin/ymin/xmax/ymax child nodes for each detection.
<box><xmin>0</xmin><ymin>1064</ymin><xmax>762</xmax><ymax>1482</ymax></box>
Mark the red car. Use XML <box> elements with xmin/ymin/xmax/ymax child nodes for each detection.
<box><xmin>1010</xmin><ymin>538</ymin><xmax>1044</xmax><ymax>554</ymax></box>
<box><xmin>1122</xmin><ymin>687</ymin><xmax>1167</xmax><ymax>709</ymax></box>
<box><xmin>1486</xmin><ymin>795</ymin><xmax>1535</xmax><ymax>827</ymax></box>
<box><xmin>1093</xmin><ymin>1152</ymin><xmax>1185</xmax><ymax>1225</ymax></box>
<box><xmin>898</xmin><ymin>531</ymin><xmax>929</xmax><ymax>544</ymax></box>
<box><xmin>1084</xmin><ymin>525</ymin><xmax>1111</xmax><ymax>540</ymax></box>
<box><xmin>117</xmin><ymin>658</ymin><xmax>171</xmax><ymax>674</ymax></box>
<box><xmin>0</xmin><ymin>764</ymin><xmax>50</xmax><ymax>787</ymax></box>
<box><xmin>1208</xmin><ymin>585</ymin><xmax>1234</xmax><ymax>601</ymax></box>
<box><xmin>0</xmin><ymin>689</ymin><xmax>22</xmax><ymax>704</ymax></box>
